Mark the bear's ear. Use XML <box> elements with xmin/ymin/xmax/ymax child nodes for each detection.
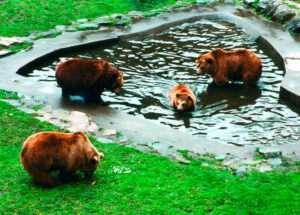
<box><xmin>99</xmin><ymin>153</ymin><xmax>104</xmax><ymax>159</ymax></box>
<box><xmin>91</xmin><ymin>155</ymin><xmax>98</xmax><ymax>163</ymax></box>
<box><xmin>102</xmin><ymin>60</ymin><xmax>110</xmax><ymax>70</ymax></box>
<box><xmin>206</xmin><ymin>57</ymin><xmax>213</xmax><ymax>64</ymax></box>
<box><xmin>111</xmin><ymin>72</ymin><xmax>119</xmax><ymax>80</ymax></box>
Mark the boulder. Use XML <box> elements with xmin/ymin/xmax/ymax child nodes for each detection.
<box><xmin>0</xmin><ymin>37</ymin><xmax>26</xmax><ymax>48</ymax></box>
<box><xmin>258</xmin><ymin>147</ymin><xmax>282</xmax><ymax>158</ymax></box>
<box><xmin>267</xmin><ymin>158</ymin><xmax>282</xmax><ymax>166</ymax></box>
<box><xmin>243</xmin><ymin>0</ymin><xmax>257</xmax><ymax>7</ymax></box>
<box><xmin>286</xmin><ymin>17</ymin><xmax>300</xmax><ymax>34</ymax></box>
<box><xmin>272</xmin><ymin>5</ymin><xmax>297</xmax><ymax>24</ymax></box>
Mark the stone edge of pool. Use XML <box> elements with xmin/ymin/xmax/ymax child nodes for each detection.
<box><xmin>0</xmin><ymin>3</ymin><xmax>299</xmax><ymax>161</ymax></box>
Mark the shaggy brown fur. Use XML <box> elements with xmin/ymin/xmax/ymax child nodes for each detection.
<box><xmin>168</xmin><ymin>84</ymin><xmax>196</xmax><ymax>112</ymax></box>
<box><xmin>20</xmin><ymin>131</ymin><xmax>104</xmax><ymax>187</ymax></box>
<box><xmin>55</xmin><ymin>58</ymin><xmax>124</xmax><ymax>105</ymax></box>
<box><xmin>196</xmin><ymin>48</ymin><xmax>262</xmax><ymax>87</ymax></box>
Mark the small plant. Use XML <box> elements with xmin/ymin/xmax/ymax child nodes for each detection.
<box><xmin>32</xmin><ymin>105</ymin><xmax>42</xmax><ymax>111</ymax></box>
<box><xmin>0</xmin><ymin>90</ymin><xmax>19</xmax><ymax>100</ymax></box>
<box><xmin>8</xmin><ymin>42</ymin><xmax>33</xmax><ymax>53</ymax></box>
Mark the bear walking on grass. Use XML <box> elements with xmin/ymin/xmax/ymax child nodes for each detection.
<box><xmin>55</xmin><ymin>58</ymin><xmax>124</xmax><ymax>105</ymax></box>
<box><xmin>20</xmin><ymin>131</ymin><xmax>104</xmax><ymax>187</ymax></box>
<box><xmin>196</xmin><ymin>48</ymin><xmax>262</xmax><ymax>87</ymax></box>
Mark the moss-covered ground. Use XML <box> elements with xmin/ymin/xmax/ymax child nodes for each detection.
<box><xmin>0</xmin><ymin>91</ymin><xmax>300</xmax><ymax>214</ymax></box>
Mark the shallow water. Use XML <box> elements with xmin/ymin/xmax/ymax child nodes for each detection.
<box><xmin>26</xmin><ymin>20</ymin><xmax>300</xmax><ymax>146</ymax></box>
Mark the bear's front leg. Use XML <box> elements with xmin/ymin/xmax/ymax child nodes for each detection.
<box><xmin>213</xmin><ymin>73</ymin><xmax>229</xmax><ymax>87</ymax></box>
<box><xmin>84</xmin><ymin>89</ymin><xmax>109</xmax><ymax>105</ymax></box>
<box><xmin>59</xmin><ymin>170</ymin><xmax>77</xmax><ymax>183</ymax></box>
<box><xmin>33</xmin><ymin>171</ymin><xmax>58</xmax><ymax>188</ymax></box>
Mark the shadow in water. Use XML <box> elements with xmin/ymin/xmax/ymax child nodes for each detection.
<box><xmin>173</xmin><ymin>112</ymin><xmax>193</xmax><ymax>128</ymax></box>
<box><xmin>199</xmin><ymin>83</ymin><xmax>262</xmax><ymax>110</ymax></box>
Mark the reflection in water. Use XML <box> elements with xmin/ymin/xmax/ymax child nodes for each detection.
<box><xmin>24</xmin><ymin>20</ymin><xmax>300</xmax><ymax>146</ymax></box>
<box><xmin>200</xmin><ymin>83</ymin><xmax>262</xmax><ymax>110</ymax></box>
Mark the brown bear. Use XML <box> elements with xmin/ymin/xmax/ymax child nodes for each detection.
<box><xmin>20</xmin><ymin>131</ymin><xmax>104</xmax><ymax>187</ymax></box>
<box><xmin>168</xmin><ymin>84</ymin><xmax>196</xmax><ymax>112</ymax></box>
<box><xmin>55</xmin><ymin>58</ymin><xmax>124</xmax><ymax>105</ymax></box>
<box><xmin>196</xmin><ymin>48</ymin><xmax>262</xmax><ymax>87</ymax></box>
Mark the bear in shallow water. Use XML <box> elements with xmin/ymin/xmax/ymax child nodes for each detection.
<box><xmin>168</xmin><ymin>84</ymin><xmax>196</xmax><ymax>112</ymax></box>
<box><xmin>196</xmin><ymin>48</ymin><xmax>262</xmax><ymax>87</ymax></box>
<box><xmin>20</xmin><ymin>131</ymin><xmax>104</xmax><ymax>187</ymax></box>
<box><xmin>55</xmin><ymin>58</ymin><xmax>124</xmax><ymax>105</ymax></box>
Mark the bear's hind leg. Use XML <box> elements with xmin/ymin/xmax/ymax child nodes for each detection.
<box><xmin>213</xmin><ymin>73</ymin><xmax>229</xmax><ymax>87</ymax></box>
<box><xmin>243</xmin><ymin>72</ymin><xmax>258</xmax><ymax>87</ymax></box>
<box><xmin>62</xmin><ymin>88</ymin><xmax>70</xmax><ymax>98</ymax></box>
<box><xmin>32</xmin><ymin>171</ymin><xmax>58</xmax><ymax>188</ymax></box>
<box><xmin>84</xmin><ymin>89</ymin><xmax>109</xmax><ymax>105</ymax></box>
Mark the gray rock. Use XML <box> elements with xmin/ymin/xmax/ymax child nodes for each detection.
<box><xmin>272</xmin><ymin>5</ymin><xmax>297</xmax><ymax>24</ymax></box>
<box><xmin>243</xmin><ymin>0</ymin><xmax>256</xmax><ymax>6</ymax></box>
<box><xmin>215</xmin><ymin>154</ymin><xmax>226</xmax><ymax>160</ymax></box>
<box><xmin>262</xmin><ymin>0</ymin><xmax>282</xmax><ymax>16</ymax></box>
<box><xmin>34</xmin><ymin>29</ymin><xmax>59</xmax><ymax>38</ymax></box>
<box><xmin>128</xmin><ymin>11</ymin><xmax>144</xmax><ymax>23</ymax></box>
<box><xmin>267</xmin><ymin>158</ymin><xmax>282</xmax><ymax>166</ymax></box>
<box><xmin>0</xmin><ymin>37</ymin><xmax>26</xmax><ymax>48</ymax></box>
<box><xmin>259</xmin><ymin>147</ymin><xmax>282</xmax><ymax>158</ymax></box>
<box><xmin>236</xmin><ymin>166</ymin><xmax>248</xmax><ymax>177</ymax></box>
<box><xmin>78</xmin><ymin>23</ymin><xmax>99</xmax><ymax>30</ymax></box>
<box><xmin>77</xmin><ymin>18</ymin><xmax>88</xmax><ymax>23</ymax></box>
<box><xmin>55</xmin><ymin>25</ymin><xmax>66</xmax><ymax>31</ymax></box>
<box><xmin>257</xmin><ymin>164</ymin><xmax>273</xmax><ymax>172</ymax></box>
<box><xmin>196</xmin><ymin>0</ymin><xmax>215</xmax><ymax>4</ymax></box>
<box><xmin>256</xmin><ymin>0</ymin><xmax>274</xmax><ymax>12</ymax></box>
<box><xmin>103</xmin><ymin>129</ymin><xmax>117</xmax><ymax>136</ymax></box>
<box><xmin>0</xmin><ymin>49</ymin><xmax>12</xmax><ymax>57</ymax></box>
<box><xmin>187</xmin><ymin>151</ymin><xmax>201</xmax><ymax>160</ymax></box>
<box><xmin>93</xmin><ymin>16</ymin><xmax>113</xmax><ymax>25</ymax></box>
<box><xmin>286</xmin><ymin>18</ymin><xmax>300</xmax><ymax>34</ymax></box>
<box><xmin>97</xmin><ymin>137</ymin><xmax>115</xmax><ymax>143</ymax></box>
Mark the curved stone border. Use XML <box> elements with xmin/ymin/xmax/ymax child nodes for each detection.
<box><xmin>0</xmin><ymin>3</ymin><xmax>299</xmax><ymax>164</ymax></box>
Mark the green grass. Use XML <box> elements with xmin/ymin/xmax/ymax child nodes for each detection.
<box><xmin>0</xmin><ymin>90</ymin><xmax>300</xmax><ymax>214</ymax></box>
<box><xmin>0</xmin><ymin>0</ymin><xmax>195</xmax><ymax>37</ymax></box>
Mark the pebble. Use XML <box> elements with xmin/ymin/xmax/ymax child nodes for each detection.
<box><xmin>103</xmin><ymin>129</ymin><xmax>117</xmax><ymax>136</ymax></box>
<box><xmin>267</xmin><ymin>158</ymin><xmax>282</xmax><ymax>166</ymax></box>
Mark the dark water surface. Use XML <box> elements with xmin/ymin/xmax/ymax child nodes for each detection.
<box><xmin>26</xmin><ymin>20</ymin><xmax>300</xmax><ymax>146</ymax></box>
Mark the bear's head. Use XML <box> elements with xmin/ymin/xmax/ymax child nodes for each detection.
<box><xmin>83</xmin><ymin>151</ymin><xmax>104</xmax><ymax>178</ymax></box>
<box><xmin>196</xmin><ymin>53</ymin><xmax>216</xmax><ymax>76</ymax></box>
<box><xmin>173</xmin><ymin>93</ymin><xmax>195</xmax><ymax>112</ymax></box>
<box><xmin>102</xmin><ymin>61</ymin><xmax>124</xmax><ymax>94</ymax></box>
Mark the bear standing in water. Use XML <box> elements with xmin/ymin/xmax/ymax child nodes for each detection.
<box><xmin>20</xmin><ymin>131</ymin><xmax>104</xmax><ymax>187</ymax></box>
<box><xmin>168</xmin><ymin>84</ymin><xmax>196</xmax><ymax>112</ymax></box>
<box><xmin>55</xmin><ymin>58</ymin><xmax>124</xmax><ymax>105</ymax></box>
<box><xmin>196</xmin><ymin>48</ymin><xmax>262</xmax><ymax>87</ymax></box>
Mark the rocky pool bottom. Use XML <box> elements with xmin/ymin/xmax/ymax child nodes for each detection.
<box><xmin>24</xmin><ymin>19</ymin><xmax>300</xmax><ymax>146</ymax></box>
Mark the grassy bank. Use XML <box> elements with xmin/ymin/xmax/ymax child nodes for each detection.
<box><xmin>0</xmin><ymin>0</ymin><xmax>196</xmax><ymax>37</ymax></box>
<box><xmin>0</xmin><ymin>90</ymin><xmax>300</xmax><ymax>214</ymax></box>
